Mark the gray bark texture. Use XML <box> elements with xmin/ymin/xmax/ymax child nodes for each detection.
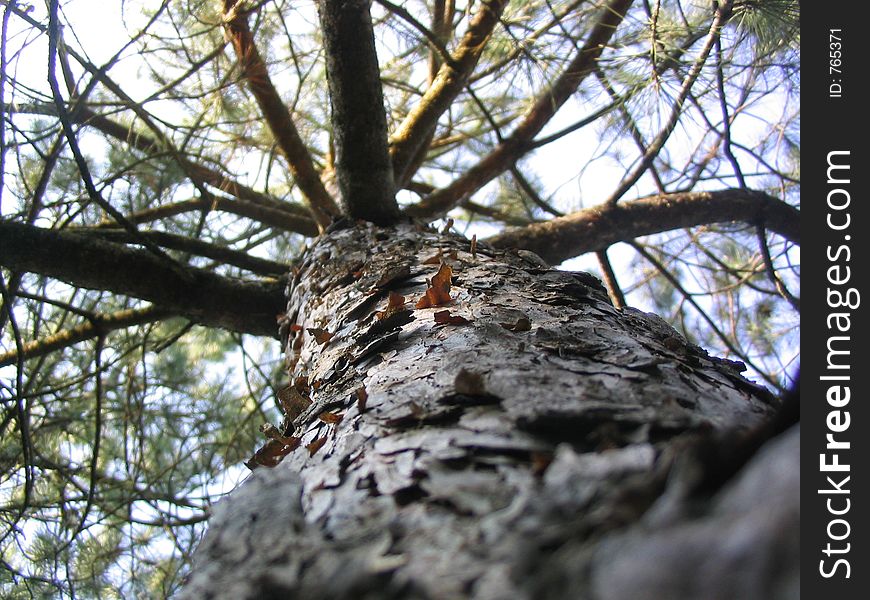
<box><xmin>181</xmin><ymin>223</ymin><xmax>797</xmax><ymax>599</ymax></box>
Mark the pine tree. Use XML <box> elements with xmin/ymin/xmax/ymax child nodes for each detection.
<box><xmin>1</xmin><ymin>1</ymin><xmax>798</xmax><ymax>596</ymax></box>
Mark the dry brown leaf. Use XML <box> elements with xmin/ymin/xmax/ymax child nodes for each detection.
<box><xmin>294</xmin><ymin>376</ymin><xmax>310</xmax><ymax>393</ymax></box>
<box><xmin>416</xmin><ymin>263</ymin><xmax>453</xmax><ymax>308</ymax></box>
<box><xmin>356</xmin><ymin>386</ymin><xmax>368</xmax><ymax>412</ymax></box>
<box><xmin>307</xmin><ymin>327</ymin><xmax>334</xmax><ymax>345</ymax></box>
<box><xmin>531</xmin><ymin>451</ymin><xmax>554</xmax><ymax>476</ymax></box>
<box><xmin>318</xmin><ymin>411</ymin><xmax>343</xmax><ymax>424</ymax></box>
<box><xmin>376</xmin><ymin>291</ymin><xmax>407</xmax><ymax>320</ymax></box>
<box><xmin>422</xmin><ymin>249</ymin><xmax>443</xmax><ymax>265</ymax></box>
<box><xmin>244</xmin><ymin>436</ymin><xmax>301</xmax><ymax>470</ymax></box>
<box><xmin>433</xmin><ymin>310</ymin><xmax>471</xmax><ymax>326</ymax></box>
<box><xmin>306</xmin><ymin>436</ymin><xmax>328</xmax><ymax>456</ymax></box>
<box><xmin>470</xmin><ymin>235</ymin><xmax>477</xmax><ymax>259</ymax></box>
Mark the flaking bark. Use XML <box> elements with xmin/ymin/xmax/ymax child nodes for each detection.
<box><xmin>182</xmin><ymin>224</ymin><xmax>795</xmax><ymax>599</ymax></box>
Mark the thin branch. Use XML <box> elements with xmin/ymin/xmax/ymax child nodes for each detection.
<box><xmin>510</xmin><ymin>167</ymin><xmax>564</xmax><ymax>218</ymax></box>
<box><xmin>486</xmin><ymin>188</ymin><xmax>799</xmax><ymax>265</ymax></box>
<box><xmin>755</xmin><ymin>224</ymin><xmax>799</xmax><ymax>312</ymax></box>
<box><xmin>594</xmin><ymin>66</ymin><xmax>665</xmax><ymax>192</ymax></box>
<box><xmin>714</xmin><ymin>32</ymin><xmax>746</xmax><ymax>188</ymax></box>
<box><xmin>470</xmin><ymin>0</ymin><xmax>590</xmax><ymax>83</ymax></box>
<box><xmin>527</xmin><ymin>96</ymin><xmax>623</xmax><ymax>149</ymax></box>
<box><xmin>0</xmin><ymin>221</ymin><xmax>284</xmax><ymax>336</ymax></box>
<box><xmin>629</xmin><ymin>239</ymin><xmax>781</xmax><ymax>390</ymax></box>
<box><xmin>0</xmin><ymin>273</ymin><xmax>34</xmax><ymax>548</ymax></box>
<box><xmin>70</xmin><ymin>336</ymin><xmax>105</xmax><ymax>552</ymax></box>
<box><xmin>222</xmin><ymin>0</ymin><xmax>339</xmax><ymax>227</ymax></box>
<box><xmin>0</xmin><ymin>0</ymin><xmax>12</xmax><ymax>213</ymax></box>
<box><xmin>26</xmin><ymin>0</ymin><xmax>226</xmax><ymax>223</ymax></box>
<box><xmin>80</xmin><ymin>229</ymin><xmax>290</xmax><ymax>276</ymax></box>
<box><xmin>603</xmin><ymin>1</ymin><xmax>732</xmax><ymax>205</ymax></box>
<box><xmin>461</xmin><ymin>199</ymin><xmax>536</xmax><ymax>227</ymax></box>
<box><xmin>0</xmin><ymin>305</ymin><xmax>171</xmax><ymax>369</ymax></box>
<box><xmin>389</xmin><ymin>0</ymin><xmax>509</xmax><ymax>186</ymax></box>
<box><xmin>595</xmin><ymin>249</ymin><xmax>626</xmax><ymax>308</ymax></box>
<box><xmin>1</xmin><ymin>100</ymin><xmax>318</xmax><ymax>228</ymax></box>
<box><xmin>408</xmin><ymin>0</ymin><xmax>634</xmax><ymax>218</ymax></box>
<box><xmin>46</xmin><ymin>2</ymin><xmax>190</xmax><ymax>281</ymax></box>
<box><xmin>91</xmin><ymin>194</ymin><xmax>317</xmax><ymax>236</ymax></box>
<box><xmin>376</xmin><ymin>0</ymin><xmax>452</xmax><ymax>66</ymax></box>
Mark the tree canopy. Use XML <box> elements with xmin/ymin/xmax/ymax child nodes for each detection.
<box><xmin>1</xmin><ymin>0</ymin><xmax>798</xmax><ymax>596</ymax></box>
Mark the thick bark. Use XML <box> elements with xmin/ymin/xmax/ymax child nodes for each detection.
<box><xmin>0</xmin><ymin>221</ymin><xmax>283</xmax><ymax>336</ymax></box>
<box><xmin>317</xmin><ymin>0</ymin><xmax>400</xmax><ymax>224</ymax></box>
<box><xmin>182</xmin><ymin>224</ymin><xmax>794</xmax><ymax>599</ymax></box>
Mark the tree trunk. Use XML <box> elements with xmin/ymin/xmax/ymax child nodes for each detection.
<box><xmin>180</xmin><ymin>223</ymin><xmax>797</xmax><ymax>599</ymax></box>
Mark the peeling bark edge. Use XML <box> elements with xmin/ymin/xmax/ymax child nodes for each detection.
<box><xmin>0</xmin><ymin>220</ymin><xmax>283</xmax><ymax>336</ymax></box>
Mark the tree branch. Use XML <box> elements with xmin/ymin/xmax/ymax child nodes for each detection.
<box><xmin>388</xmin><ymin>0</ymin><xmax>508</xmax><ymax>187</ymax></box>
<box><xmin>486</xmin><ymin>188</ymin><xmax>800</xmax><ymax>265</ymax></box>
<box><xmin>222</xmin><ymin>0</ymin><xmax>340</xmax><ymax>228</ymax></box>
<box><xmin>407</xmin><ymin>0</ymin><xmax>634</xmax><ymax>218</ymax></box>
<box><xmin>1</xmin><ymin>101</ymin><xmax>319</xmax><ymax>232</ymax></box>
<box><xmin>628</xmin><ymin>238</ymin><xmax>781</xmax><ymax>391</ymax></box>
<box><xmin>93</xmin><ymin>196</ymin><xmax>315</xmax><ymax>235</ymax></box>
<box><xmin>316</xmin><ymin>0</ymin><xmax>399</xmax><ymax>224</ymax></box>
<box><xmin>79</xmin><ymin>229</ymin><xmax>290</xmax><ymax>276</ymax></box>
<box><xmin>0</xmin><ymin>221</ymin><xmax>284</xmax><ymax>336</ymax></box>
<box><xmin>0</xmin><ymin>305</ymin><xmax>171</xmax><ymax>367</ymax></box>
<box><xmin>603</xmin><ymin>1</ymin><xmax>730</xmax><ymax>205</ymax></box>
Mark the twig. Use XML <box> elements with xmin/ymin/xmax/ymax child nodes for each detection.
<box><xmin>596</xmin><ymin>249</ymin><xmax>626</xmax><ymax>308</ymax></box>
<box><xmin>755</xmin><ymin>224</ymin><xmax>800</xmax><ymax>312</ymax></box>
<box><xmin>0</xmin><ymin>273</ymin><xmax>35</xmax><ymax>547</ymax></box>
<box><xmin>630</xmin><ymin>239</ymin><xmax>781</xmax><ymax>390</ymax></box>
<box><xmin>46</xmin><ymin>1</ymin><xmax>191</xmax><ymax>281</ymax></box>
<box><xmin>604</xmin><ymin>2</ymin><xmax>732</xmax><ymax>206</ymax></box>
<box><xmin>0</xmin><ymin>305</ymin><xmax>172</xmax><ymax>367</ymax></box>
